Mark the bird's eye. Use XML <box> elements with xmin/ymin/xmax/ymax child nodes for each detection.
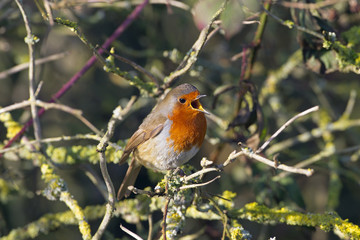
<box><xmin>179</xmin><ymin>98</ymin><xmax>186</xmax><ymax>104</ymax></box>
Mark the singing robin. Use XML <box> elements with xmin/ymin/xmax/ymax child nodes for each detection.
<box><xmin>117</xmin><ymin>83</ymin><xmax>208</xmax><ymax>199</ymax></box>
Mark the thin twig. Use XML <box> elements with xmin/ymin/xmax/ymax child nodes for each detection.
<box><xmin>0</xmin><ymin>134</ymin><xmax>111</xmax><ymax>154</ymax></box>
<box><xmin>265</xmin><ymin>119</ymin><xmax>360</xmax><ymax>156</ymax></box>
<box><xmin>43</xmin><ymin>0</ymin><xmax>54</xmax><ymax>25</ymax></box>
<box><xmin>179</xmin><ymin>176</ymin><xmax>221</xmax><ymax>190</ymax></box>
<box><xmin>0</xmin><ymin>100</ymin><xmax>101</xmax><ymax>135</ymax></box>
<box><xmin>185</xmin><ymin>144</ymin><xmax>313</xmax><ymax>185</ymax></box>
<box><xmin>14</xmin><ymin>0</ymin><xmax>42</xmax><ymax>148</ymax></box>
<box><xmin>36</xmin><ymin>101</ymin><xmax>101</xmax><ymax>135</ymax></box>
<box><xmin>120</xmin><ymin>224</ymin><xmax>144</xmax><ymax>240</ymax></box>
<box><xmin>81</xmin><ymin>164</ymin><xmax>108</xmax><ymax>199</ymax></box>
<box><xmin>34</xmin><ymin>81</ymin><xmax>44</xmax><ymax>97</ymax></box>
<box><xmin>93</xmin><ymin>96</ymin><xmax>138</xmax><ymax>240</ymax></box>
<box><xmin>101</xmin><ymin>48</ymin><xmax>159</xmax><ymax>87</ymax></box>
<box><xmin>184</xmin><ymin>151</ymin><xmax>242</xmax><ymax>182</ymax></box>
<box><xmin>256</xmin><ymin>106</ymin><xmax>319</xmax><ymax>154</ymax></box>
<box><xmin>128</xmin><ymin>186</ymin><xmax>161</xmax><ymax>197</ymax></box>
<box><xmin>184</xmin><ymin>167</ymin><xmax>221</xmax><ymax>182</ymax></box>
<box><xmin>263</xmin><ymin>7</ymin><xmax>325</xmax><ymax>39</ymax></box>
<box><xmin>204</xmin><ymin>25</ymin><xmax>221</xmax><ymax>46</ymax></box>
<box><xmin>92</xmin><ymin>151</ymin><xmax>116</xmax><ymax>240</ymax></box>
<box><xmin>206</xmin><ymin>111</ymin><xmax>229</xmax><ymax>130</ymax></box>
<box><xmin>0</xmin><ymin>52</ymin><xmax>67</xmax><ymax>79</ymax></box>
<box><xmin>98</xmin><ymin>96</ymin><xmax>137</xmax><ymax>151</ymax></box>
<box><xmin>207</xmin><ymin>197</ymin><xmax>230</xmax><ymax>239</ymax></box>
<box><xmin>147</xmin><ymin>214</ymin><xmax>153</xmax><ymax>240</ymax></box>
<box><xmin>341</xmin><ymin>90</ymin><xmax>357</xmax><ymax>120</ymax></box>
<box><xmin>310</xmin><ymin>79</ymin><xmax>336</xmax><ymax>119</ymax></box>
<box><xmin>231</xmin><ymin>48</ymin><xmax>250</xmax><ymax>62</ymax></box>
<box><xmin>163</xmin><ymin>0</ymin><xmax>228</xmax><ymax>88</ymax></box>
<box><xmin>279</xmin><ymin>0</ymin><xmax>346</xmax><ymax>9</ymax></box>
<box><xmin>51</xmin><ymin>0</ymin><xmax>190</xmax><ymax>11</ymax></box>
<box><xmin>42</xmin><ymin>104</ymin><xmax>100</xmax><ymax>135</ymax></box>
<box><xmin>273</xmin><ymin>144</ymin><xmax>360</xmax><ymax>181</ymax></box>
<box><xmin>243</xmin><ymin>0</ymin><xmax>271</xmax><ymax>81</ymax></box>
<box><xmin>234</xmin><ymin>0</ymin><xmax>271</xmax><ymax>119</ymax></box>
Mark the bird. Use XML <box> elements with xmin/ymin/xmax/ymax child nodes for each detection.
<box><xmin>117</xmin><ymin>83</ymin><xmax>208</xmax><ymax>200</ymax></box>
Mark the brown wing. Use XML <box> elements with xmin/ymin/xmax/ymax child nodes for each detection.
<box><xmin>118</xmin><ymin>116</ymin><xmax>166</xmax><ymax>164</ymax></box>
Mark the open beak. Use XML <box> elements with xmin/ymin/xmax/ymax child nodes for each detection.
<box><xmin>191</xmin><ymin>95</ymin><xmax>210</xmax><ymax>115</ymax></box>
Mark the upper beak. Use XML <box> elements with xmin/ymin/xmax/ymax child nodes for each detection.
<box><xmin>195</xmin><ymin>95</ymin><xmax>207</xmax><ymax>100</ymax></box>
<box><xmin>192</xmin><ymin>95</ymin><xmax>210</xmax><ymax>115</ymax></box>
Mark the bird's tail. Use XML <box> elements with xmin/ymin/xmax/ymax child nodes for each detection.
<box><xmin>117</xmin><ymin>158</ymin><xmax>142</xmax><ymax>200</ymax></box>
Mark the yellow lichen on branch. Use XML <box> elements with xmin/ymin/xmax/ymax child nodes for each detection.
<box><xmin>233</xmin><ymin>202</ymin><xmax>360</xmax><ymax>240</ymax></box>
<box><xmin>40</xmin><ymin>164</ymin><xmax>92</xmax><ymax>240</ymax></box>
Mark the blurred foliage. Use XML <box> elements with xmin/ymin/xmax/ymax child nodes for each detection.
<box><xmin>1</xmin><ymin>0</ymin><xmax>360</xmax><ymax>239</ymax></box>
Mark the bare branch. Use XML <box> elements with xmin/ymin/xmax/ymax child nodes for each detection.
<box><xmin>242</xmin><ymin>148</ymin><xmax>314</xmax><ymax>177</ymax></box>
<box><xmin>147</xmin><ymin>214</ymin><xmax>153</xmax><ymax>240</ymax></box>
<box><xmin>183</xmin><ymin>167</ymin><xmax>221</xmax><ymax>182</ymax></box>
<box><xmin>92</xmin><ymin>151</ymin><xmax>116</xmax><ymax>240</ymax></box>
<box><xmin>263</xmin><ymin>7</ymin><xmax>325</xmax><ymax>40</ymax></box>
<box><xmin>280</xmin><ymin>0</ymin><xmax>347</xmax><ymax>9</ymax></box>
<box><xmin>36</xmin><ymin>101</ymin><xmax>101</xmax><ymax>135</ymax></box>
<box><xmin>93</xmin><ymin>96</ymin><xmax>138</xmax><ymax>240</ymax></box>
<box><xmin>206</xmin><ymin>111</ymin><xmax>229</xmax><ymax>130</ymax></box>
<box><xmin>184</xmin><ymin>144</ymin><xmax>313</xmax><ymax>186</ymax></box>
<box><xmin>81</xmin><ymin>164</ymin><xmax>108</xmax><ymax>199</ymax></box>
<box><xmin>102</xmin><ymin>48</ymin><xmax>160</xmax><ymax>87</ymax></box>
<box><xmin>0</xmin><ymin>52</ymin><xmax>67</xmax><ymax>80</ymax></box>
<box><xmin>184</xmin><ymin>151</ymin><xmax>243</xmax><ymax>182</ymax></box>
<box><xmin>120</xmin><ymin>224</ymin><xmax>144</xmax><ymax>240</ymax></box>
<box><xmin>266</xmin><ymin>118</ymin><xmax>360</xmax><ymax>155</ymax></box>
<box><xmin>179</xmin><ymin>176</ymin><xmax>221</xmax><ymax>190</ymax></box>
<box><xmin>341</xmin><ymin>90</ymin><xmax>357</xmax><ymax>120</ymax></box>
<box><xmin>0</xmin><ymin>134</ymin><xmax>106</xmax><ymax>154</ymax></box>
<box><xmin>274</xmin><ymin>145</ymin><xmax>360</xmax><ymax>180</ymax></box>
<box><xmin>14</xmin><ymin>0</ymin><xmax>42</xmax><ymax>148</ymax></box>
<box><xmin>0</xmin><ymin>100</ymin><xmax>101</xmax><ymax>135</ymax></box>
<box><xmin>163</xmin><ymin>0</ymin><xmax>228</xmax><ymax>88</ymax></box>
<box><xmin>51</xmin><ymin>0</ymin><xmax>190</xmax><ymax>11</ymax></box>
<box><xmin>128</xmin><ymin>186</ymin><xmax>162</xmax><ymax>197</ymax></box>
<box><xmin>43</xmin><ymin>0</ymin><xmax>54</xmax><ymax>25</ymax></box>
<box><xmin>256</xmin><ymin>106</ymin><xmax>319</xmax><ymax>154</ymax></box>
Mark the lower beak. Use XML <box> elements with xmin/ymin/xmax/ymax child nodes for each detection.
<box><xmin>198</xmin><ymin>105</ymin><xmax>210</xmax><ymax>115</ymax></box>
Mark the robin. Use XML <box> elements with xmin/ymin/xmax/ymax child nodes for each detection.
<box><xmin>117</xmin><ymin>83</ymin><xmax>208</xmax><ymax>199</ymax></box>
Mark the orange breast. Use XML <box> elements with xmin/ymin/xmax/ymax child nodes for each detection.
<box><xmin>167</xmin><ymin>97</ymin><xmax>207</xmax><ymax>153</ymax></box>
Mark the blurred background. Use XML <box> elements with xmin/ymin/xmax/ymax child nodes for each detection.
<box><xmin>1</xmin><ymin>0</ymin><xmax>360</xmax><ymax>239</ymax></box>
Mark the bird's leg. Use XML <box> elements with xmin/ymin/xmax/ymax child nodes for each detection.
<box><xmin>172</xmin><ymin>167</ymin><xmax>185</xmax><ymax>177</ymax></box>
